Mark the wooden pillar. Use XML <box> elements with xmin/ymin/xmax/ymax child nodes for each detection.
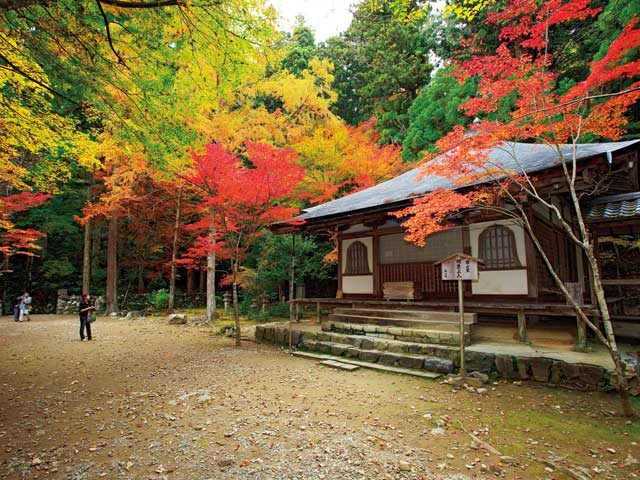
<box><xmin>517</xmin><ymin>309</ymin><xmax>528</xmax><ymax>343</ymax></box>
<box><xmin>316</xmin><ymin>301</ymin><xmax>321</xmax><ymax>323</ymax></box>
<box><xmin>575</xmin><ymin>315</ymin><xmax>587</xmax><ymax>351</ymax></box>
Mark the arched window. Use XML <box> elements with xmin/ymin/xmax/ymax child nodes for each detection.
<box><xmin>479</xmin><ymin>225</ymin><xmax>522</xmax><ymax>270</ymax></box>
<box><xmin>344</xmin><ymin>241</ymin><xmax>371</xmax><ymax>275</ymax></box>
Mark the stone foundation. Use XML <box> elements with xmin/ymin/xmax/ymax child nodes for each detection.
<box><xmin>255</xmin><ymin>323</ymin><xmax>629</xmax><ymax>392</ymax></box>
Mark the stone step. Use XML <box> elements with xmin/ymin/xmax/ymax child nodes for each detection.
<box><xmin>323</xmin><ymin>320</ymin><xmax>471</xmax><ymax>346</ymax></box>
<box><xmin>320</xmin><ymin>359</ymin><xmax>360</xmax><ymax>371</ymax></box>
<box><xmin>295</xmin><ymin>351</ymin><xmax>442</xmax><ymax>379</ymax></box>
<box><xmin>328</xmin><ymin>313</ymin><xmax>472</xmax><ymax>332</ymax></box>
<box><xmin>298</xmin><ymin>339</ymin><xmax>454</xmax><ymax>374</ymax></box>
<box><xmin>332</xmin><ymin>308</ymin><xmax>477</xmax><ymax>324</ymax></box>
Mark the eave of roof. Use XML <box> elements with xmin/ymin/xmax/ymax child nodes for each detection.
<box><xmin>272</xmin><ymin>139</ymin><xmax>640</xmax><ymax>232</ymax></box>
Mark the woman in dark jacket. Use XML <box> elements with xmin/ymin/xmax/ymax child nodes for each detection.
<box><xmin>79</xmin><ymin>294</ymin><xmax>95</xmax><ymax>341</ymax></box>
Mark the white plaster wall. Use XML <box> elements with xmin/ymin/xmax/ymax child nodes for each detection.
<box><xmin>344</xmin><ymin>223</ymin><xmax>371</xmax><ymax>234</ymax></box>
<box><xmin>470</xmin><ymin>220</ymin><xmax>529</xmax><ymax>295</ymax></box>
<box><xmin>341</xmin><ymin>236</ymin><xmax>374</xmax><ymax>294</ymax></box>
<box><xmin>342</xmin><ymin>275</ymin><xmax>374</xmax><ymax>294</ymax></box>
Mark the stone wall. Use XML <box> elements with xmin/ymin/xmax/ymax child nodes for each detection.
<box><xmin>255</xmin><ymin>324</ymin><xmax>640</xmax><ymax>394</ymax></box>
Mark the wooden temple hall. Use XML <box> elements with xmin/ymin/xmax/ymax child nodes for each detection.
<box><xmin>272</xmin><ymin>140</ymin><xmax>640</xmax><ymax>352</ymax></box>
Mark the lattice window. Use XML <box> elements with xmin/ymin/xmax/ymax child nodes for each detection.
<box><xmin>344</xmin><ymin>241</ymin><xmax>371</xmax><ymax>275</ymax></box>
<box><xmin>479</xmin><ymin>225</ymin><xmax>522</xmax><ymax>270</ymax></box>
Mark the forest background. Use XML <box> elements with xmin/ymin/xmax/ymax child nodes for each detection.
<box><xmin>1</xmin><ymin>0</ymin><xmax>638</xmax><ymax>317</ymax></box>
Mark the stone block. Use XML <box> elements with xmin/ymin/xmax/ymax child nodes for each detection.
<box><xmin>388</xmin><ymin>327</ymin><xmax>404</xmax><ymax>337</ymax></box>
<box><xmin>423</xmin><ymin>357</ymin><xmax>454</xmax><ymax>374</ymax></box>
<box><xmin>407</xmin><ymin>343</ymin><xmax>422</xmax><ymax>354</ymax></box>
<box><xmin>304</xmin><ymin>331</ymin><xmax>319</xmax><ymax>342</ymax></box>
<box><xmin>516</xmin><ymin>358</ymin><xmax>530</xmax><ymax>379</ymax></box>
<box><xmin>549</xmin><ymin>361</ymin><xmax>564</xmax><ymax>385</ymax></box>
<box><xmin>317</xmin><ymin>342</ymin><xmax>332</xmax><ymax>354</ymax></box>
<box><xmin>578</xmin><ymin>364</ymin><xmax>605</xmax><ymax>388</ymax></box>
<box><xmin>373</xmin><ymin>339</ymin><xmax>389</xmax><ymax>351</ymax></box>
<box><xmin>317</xmin><ymin>332</ymin><xmax>331</xmax><ymax>342</ymax></box>
<box><xmin>360</xmin><ymin>338</ymin><xmax>375</xmax><ymax>350</ymax></box>
<box><xmin>302</xmin><ymin>340</ymin><xmax>318</xmax><ymax>350</ymax></box>
<box><xmin>264</xmin><ymin>327</ymin><xmax>274</xmax><ymax>341</ymax></box>
<box><xmin>529</xmin><ymin>358</ymin><xmax>553</xmax><ymax>382</ymax></box>
<box><xmin>466</xmin><ymin>352</ymin><xmax>495</xmax><ymax>374</ymax></box>
<box><xmin>167</xmin><ymin>314</ymin><xmax>187</xmax><ymax>325</ymax></box>
<box><xmin>379</xmin><ymin>353</ymin><xmax>402</xmax><ymax>366</ymax></box>
<box><xmin>359</xmin><ymin>350</ymin><xmax>381</xmax><ymax>363</ymax></box>
<box><xmin>468</xmin><ymin>371</ymin><xmax>489</xmax><ymax>384</ymax></box>
<box><xmin>465</xmin><ymin>377</ymin><xmax>484</xmax><ymax>388</ymax></box>
<box><xmin>255</xmin><ymin>326</ymin><xmax>264</xmax><ymax>340</ymax></box>
<box><xmin>363</xmin><ymin>325</ymin><xmax>376</xmax><ymax>333</ymax></box>
<box><xmin>388</xmin><ymin>342</ymin><xmax>406</xmax><ymax>353</ymax></box>
<box><xmin>494</xmin><ymin>355</ymin><xmax>517</xmax><ymax>379</ymax></box>
<box><xmin>330</xmin><ymin>344</ymin><xmax>347</xmax><ymax>356</ymax></box>
<box><xmin>398</xmin><ymin>356</ymin><xmax>424</xmax><ymax>369</ymax></box>
<box><xmin>291</xmin><ymin>330</ymin><xmax>301</xmax><ymax>346</ymax></box>
<box><xmin>345</xmin><ymin>347</ymin><xmax>361</xmax><ymax>358</ymax></box>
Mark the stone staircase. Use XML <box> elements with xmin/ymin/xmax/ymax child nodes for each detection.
<box><xmin>299</xmin><ymin>329</ymin><xmax>457</xmax><ymax>374</ymax></box>
<box><xmin>324</xmin><ymin>307</ymin><xmax>476</xmax><ymax>347</ymax></box>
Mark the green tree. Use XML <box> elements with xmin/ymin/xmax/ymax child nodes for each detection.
<box><xmin>320</xmin><ymin>0</ymin><xmax>435</xmax><ymax>144</ymax></box>
<box><xmin>403</xmin><ymin>67</ymin><xmax>476</xmax><ymax>161</ymax></box>
<box><xmin>279</xmin><ymin>17</ymin><xmax>317</xmax><ymax>76</ymax></box>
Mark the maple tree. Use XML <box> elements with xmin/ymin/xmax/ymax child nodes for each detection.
<box><xmin>0</xmin><ymin>192</ymin><xmax>51</xmax><ymax>275</ymax></box>
<box><xmin>395</xmin><ymin>0</ymin><xmax>639</xmax><ymax>415</ymax></box>
<box><xmin>182</xmin><ymin>142</ymin><xmax>304</xmax><ymax>345</ymax></box>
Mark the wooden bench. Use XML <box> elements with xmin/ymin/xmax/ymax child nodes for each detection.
<box><xmin>383</xmin><ymin>281</ymin><xmax>421</xmax><ymax>300</ymax></box>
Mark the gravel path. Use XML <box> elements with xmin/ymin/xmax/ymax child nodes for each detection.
<box><xmin>0</xmin><ymin>315</ymin><xmax>636</xmax><ymax>479</ymax></box>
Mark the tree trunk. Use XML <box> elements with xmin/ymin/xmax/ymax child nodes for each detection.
<box><xmin>518</xmin><ymin>201</ymin><xmax>635</xmax><ymax>417</ymax></box>
<box><xmin>105</xmin><ymin>217</ymin><xmax>118</xmax><ymax>314</ymax></box>
<box><xmin>206</xmin><ymin>221</ymin><xmax>216</xmax><ymax>322</ymax></box>
<box><xmin>289</xmin><ymin>234</ymin><xmax>295</xmax><ymax>323</ymax></box>
<box><xmin>91</xmin><ymin>222</ymin><xmax>100</xmax><ymax>286</ymax></box>
<box><xmin>199</xmin><ymin>265</ymin><xmax>205</xmax><ymax>293</ymax></box>
<box><xmin>584</xmin><ymin>244</ymin><xmax>634</xmax><ymax>416</ymax></box>
<box><xmin>233</xmin><ymin>258</ymin><xmax>241</xmax><ymax>347</ymax></box>
<box><xmin>168</xmin><ymin>186</ymin><xmax>182</xmax><ymax>313</ymax></box>
<box><xmin>137</xmin><ymin>261</ymin><xmax>145</xmax><ymax>293</ymax></box>
<box><xmin>82</xmin><ymin>220</ymin><xmax>91</xmax><ymax>295</ymax></box>
<box><xmin>186</xmin><ymin>268</ymin><xmax>194</xmax><ymax>295</ymax></box>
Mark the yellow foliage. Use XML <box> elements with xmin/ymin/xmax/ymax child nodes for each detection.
<box><xmin>445</xmin><ymin>0</ymin><xmax>495</xmax><ymax>21</ymax></box>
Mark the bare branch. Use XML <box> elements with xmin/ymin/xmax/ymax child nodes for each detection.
<box><xmin>95</xmin><ymin>0</ymin><xmax>127</xmax><ymax>66</ymax></box>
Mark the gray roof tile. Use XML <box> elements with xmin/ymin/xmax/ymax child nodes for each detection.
<box><xmin>297</xmin><ymin>140</ymin><xmax>639</xmax><ymax>222</ymax></box>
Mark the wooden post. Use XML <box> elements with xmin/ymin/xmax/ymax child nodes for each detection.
<box><xmin>458</xmin><ymin>277</ymin><xmax>466</xmax><ymax>377</ymax></box>
<box><xmin>316</xmin><ymin>301</ymin><xmax>321</xmax><ymax>323</ymax></box>
<box><xmin>575</xmin><ymin>315</ymin><xmax>587</xmax><ymax>351</ymax></box>
<box><xmin>517</xmin><ymin>310</ymin><xmax>528</xmax><ymax>343</ymax></box>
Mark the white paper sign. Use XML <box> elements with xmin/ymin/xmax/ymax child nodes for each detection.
<box><xmin>441</xmin><ymin>256</ymin><xmax>479</xmax><ymax>281</ymax></box>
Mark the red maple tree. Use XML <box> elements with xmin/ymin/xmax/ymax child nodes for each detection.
<box><xmin>182</xmin><ymin>142</ymin><xmax>305</xmax><ymax>345</ymax></box>
<box><xmin>0</xmin><ymin>192</ymin><xmax>51</xmax><ymax>273</ymax></box>
<box><xmin>395</xmin><ymin>1</ymin><xmax>639</xmax><ymax>415</ymax></box>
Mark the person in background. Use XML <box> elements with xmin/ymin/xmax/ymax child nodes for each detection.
<box><xmin>17</xmin><ymin>292</ymin><xmax>32</xmax><ymax>322</ymax></box>
<box><xmin>79</xmin><ymin>293</ymin><xmax>95</xmax><ymax>341</ymax></box>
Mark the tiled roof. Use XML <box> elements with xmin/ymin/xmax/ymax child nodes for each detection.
<box><xmin>291</xmin><ymin>140</ymin><xmax>639</xmax><ymax>223</ymax></box>
<box><xmin>584</xmin><ymin>191</ymin><xmax>640</xmax><ymax>222</ymax></box>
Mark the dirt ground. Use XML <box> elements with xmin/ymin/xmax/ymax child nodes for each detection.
<box><xmin>0</xmin><ymin>315</ymin><xmax>638</xmax><ymax>480</ymax></box>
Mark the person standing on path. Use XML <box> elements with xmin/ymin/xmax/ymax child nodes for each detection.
<box><xmin>79</xmin><ymin>294</ymin><xmax>95</xmax><ymax>341</ymax></box>
<box><xmin>16</xmin><ymin>292</ymin><xmax>32</xmax><ymax>322</ymax></box>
